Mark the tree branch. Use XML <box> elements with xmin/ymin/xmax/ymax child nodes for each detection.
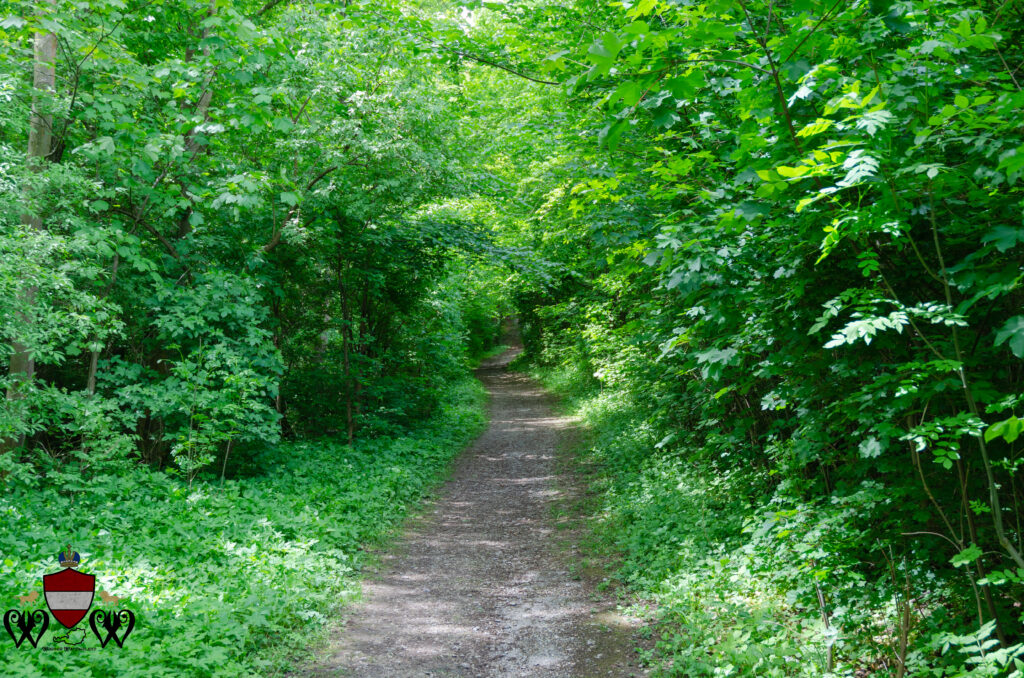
<box><xmin>261</xmin><ymin>165</ymin><xmax>341</xmax><ymax>253</ymax></box>
<box><xmin>256</xmin><ymin>0</ymin><xmax>288</xmax><ymax>17</ymax></box>
<box><xmin>452</xmin><ymin>50</ymin><xmax>559</xmax><ymax>86</ymax></box>
<box><xmin>783</xmin><ymin>0</ymin><xmax>846</xmax><ymax>64</ymax></box>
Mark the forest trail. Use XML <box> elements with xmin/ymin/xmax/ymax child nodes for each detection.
<box><xmin>301</xmin><ymin>345</ymin><xmax>647</xmax><ymax>677</ymax></box>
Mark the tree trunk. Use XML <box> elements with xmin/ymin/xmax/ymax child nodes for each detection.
<box><xmin>86</xmin><ymin>254</ymin><xmax>119</xmax><ymax>396</ymax></box>
<box><xmin>339</xmin><ymin>263</ymin><xmax>354</xmax><ymax>445</ymax></box>
<box><xmin>220</xmin><ymin>438</ymin><xmax>234</xmax><ymax>487</ymax></box>
<box><xmin>177</xmin><ymin>0</ymin><xmax>217</xmax><ymax>239</ymax></box>
<box><xmin>3</xmin><ymin>0</ymin><xmax>57</xmax><ymax>452</ymax></box>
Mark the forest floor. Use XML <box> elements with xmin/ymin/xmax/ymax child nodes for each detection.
<box><xmin>298</xmin><ymin>344</ymin><xmax>648</xmax><ymax>677</ymax></box>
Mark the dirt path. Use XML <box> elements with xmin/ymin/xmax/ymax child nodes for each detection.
<box><xmin>301</xmin><ymin>346</ymin><xmax>646</xmax><ymax>677</ymax></box>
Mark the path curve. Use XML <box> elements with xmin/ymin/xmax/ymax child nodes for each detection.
<box><xmin>302</xmin><ymin>346</ymin><xmax>646</xmax><ymax>677</ymax></box>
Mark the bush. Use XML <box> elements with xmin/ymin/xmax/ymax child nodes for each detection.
<box><xmin>0</xmin><ymin>377</ymin><xmax>486</xmax><ymax>677</ymax></box>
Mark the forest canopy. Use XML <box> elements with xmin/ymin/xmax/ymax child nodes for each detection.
<box><xmin>3</xmin><ymin>0</ymin><xmax>1024</xmax><ymax>675</ymax></box>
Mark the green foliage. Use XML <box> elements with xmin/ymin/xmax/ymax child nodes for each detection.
<box><xmin>0</xmin><ymin>0</ymin><xmax>507</xmax><ymax>467</ymax></box>
<box><xmin>1</xmin><ymin>2</ymin><xmax>507</xmax><ymax>674</ymax></box>
<box><xmin>0</xmin><ymin>377</ymin><xmax>486</xmax><ymax>676</ymax></box>
<box><xmin>452</xmin><ymin>0</ymin><xmax>1024</xmax><ymax>673</ymax></box>
<box><xmin>5</xmin><ymin>0</ymin><xmax>1024</xmax><ymax>674</ymax></box>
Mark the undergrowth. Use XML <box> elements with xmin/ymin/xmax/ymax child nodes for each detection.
<box><xmin>531</xmin><ymin>361</ymin><xmax>1010</xmax><ymax>678</ymax></box>
<box><xmin>0</xmin><ymin>377</ymin><xmax>486</xmax><ymax>677</ymax></box>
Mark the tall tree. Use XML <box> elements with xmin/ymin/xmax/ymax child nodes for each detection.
<box><xmin>3</xmin><ymin>0</ymin><xmax>57</xmax><ymax>452</ymax></box>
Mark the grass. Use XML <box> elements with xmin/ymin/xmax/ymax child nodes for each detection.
<box><xmin>0</xmin><ymin>376</ymin><xmax>487</xmax><ymax>677</ymax></box>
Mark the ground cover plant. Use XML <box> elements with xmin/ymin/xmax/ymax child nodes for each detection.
<box><xmin>463</xmin><ymin>0</ymin><xmax>1024</xmax><ymax>673</ymax></box>
<box><xmin>0</xmin><ymin>378</ymin><xmax>486</xmax><ymax>677</ymax></box>
<box><xmin>4</xmin><ymin>0</ymin><xmax>1024</xmax><ymax>675</ymax></box>
<box><xmin>0</xmin><ymin>1</ymin><xmax>510</xmax><ymax>673</ymax></box>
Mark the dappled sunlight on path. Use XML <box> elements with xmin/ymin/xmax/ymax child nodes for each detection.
<box><xmin>299</xmin><ymin>345</ymin><xmax>645</xmax><ymax>677</ymax></box>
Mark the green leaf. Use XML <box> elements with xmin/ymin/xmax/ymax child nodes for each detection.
<box><xmin>994</xmin><ymin>316</ymin><xmax>1024</xmax><ymax>357</ymax></box>
<box><xmin>797</xmin><ymin>118</ymin><xmax>833</xmax><ymax>137</ymax></box>
<box><xmin>981</xmin><ymin>225</ymin><xmax>1024</xmax><ymax>252</ymax></box>
<box><xmin>666</xmin><ymin>71</ymin><xmax>705</xmax><ymax>100</ymax></box>
<box><xmin>626</xmin><ymin>0</ymin><xmax>657</xmax><ymax>18</ymax></box>
<box><xmin>776</xmin><ymin>165</ymin><xmax>809</xmax><ymax>178</ymax></box>
<box><xmin>96</xmin><ymin>136</ymin><xmax>116</xmax><ymax>156</ymax></box>
<box><xmin>280</xmin><ymin>192</ymin><xmax>300</xmax><ymax>207</ymax></box>
<box><xmin>998</xmin><ymin>147</ymin><xmax>1024</xmax><ymax>185</ymax></box>
<box><xmin>608</xmin><ymin>80</ymin><xmax>645</xmax><ymax>108</ymax></box>
<box><xmin>855</xmin><ymin>110</ymin><xmax>894</xmax><ymax>137</ymax></box>
<box><xmin>985</xmin><ymin>416</ymin><xmax>1023</xmax><ymax>444</ymax></box>
<box><xmin>951</xmin><ymin>544</ymin><xmax>982</xmax><ymax>568</ymax></box>
<box><xmin>588</xmin><ymin>32</ymin><xmax>621</xmax><ymax>62</ymax></box>
<box><xmin>734</xmin><ymin>201</ymin><xmax>768</xmax><ymax>222</ymax></box>
<box><xmin>598</xmin><ymin>120</ymin><xmax>628</xmax><ymax>151</ymax></box>
<box><xmin>919</xmin><ymin>39</ymin><xmax>949</xmax><ymax>55</ymax></box>
<box><xmin>858</xmin><ymin>437</ymin><xmax>883</xmax><ymax>459</ymax></box>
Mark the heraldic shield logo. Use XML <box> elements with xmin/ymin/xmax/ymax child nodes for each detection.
<box><xmin>3</xmin><ymin>544</ymin><xmax>135</xmax><ymax>650</ymax></box>
<box><xmin>43</xmin><ymin>546</ymin><xmax>94</xmax><ymax>629</ymax></box>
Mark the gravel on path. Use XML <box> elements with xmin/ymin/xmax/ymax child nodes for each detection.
<box><xmin>299</xmin><ymin>345</ymin><xmax>648</xmax><ymax>678</ymax></box>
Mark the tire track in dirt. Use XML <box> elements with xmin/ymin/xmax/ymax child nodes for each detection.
<box><xmin>300</xmin><ymin>345</ymin><xmax>647</xmax><ymax>677</ymax></box>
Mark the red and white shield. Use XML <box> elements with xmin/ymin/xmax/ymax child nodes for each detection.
<box><xmin>43</xmin><ymin>568</ymin><xmax>95</xmax><ymax>629</ymax></box>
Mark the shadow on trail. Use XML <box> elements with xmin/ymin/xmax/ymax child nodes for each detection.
<box><xmin>297</xmin><ymin>338</ymin><xmax>646</xmax><ymax>677</ymax></box>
